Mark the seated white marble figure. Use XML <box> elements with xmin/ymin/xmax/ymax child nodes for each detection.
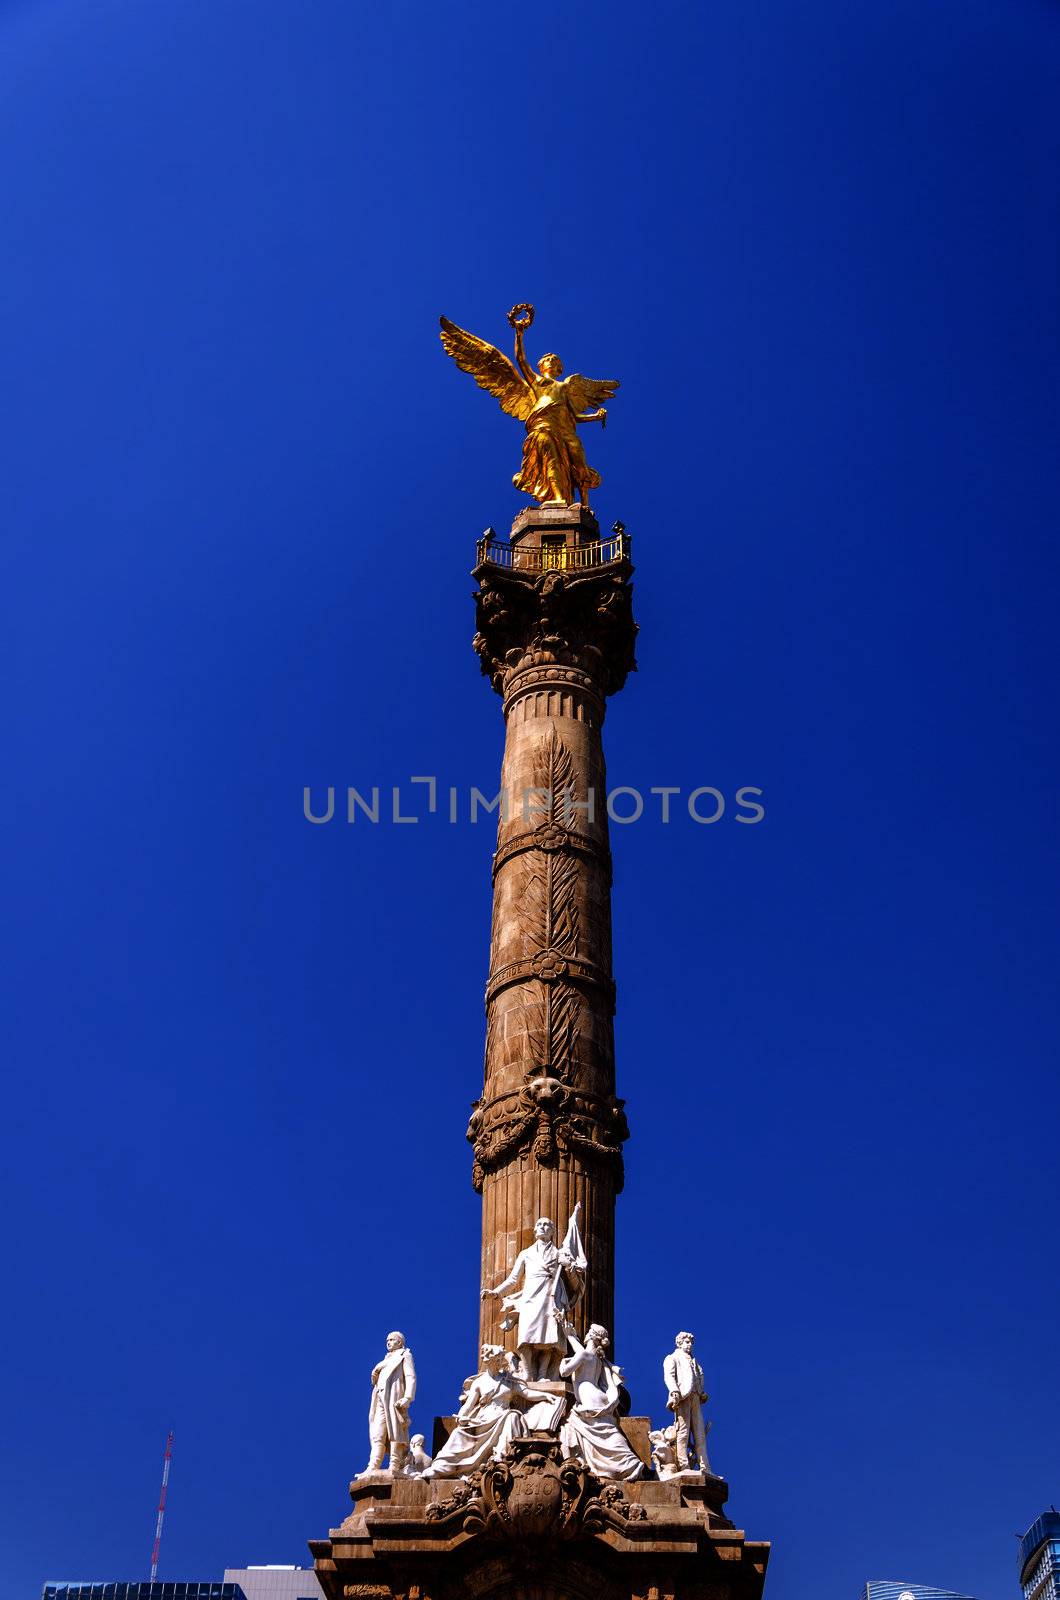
<box><xmin>559</xmin><ymin>1324</ymin><xmax>644</xmax><ymax>1480</ymax></box>
<box><xmin>422</xmin><ymin>1344</ymin><xmax>528</xmax><ymax>1479</ymax></box>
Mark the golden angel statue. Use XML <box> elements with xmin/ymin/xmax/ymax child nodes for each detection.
<box><xmin>439</xmin><ymin>304</ymin><xmax>619</xmax><ymax>509</ymax></box>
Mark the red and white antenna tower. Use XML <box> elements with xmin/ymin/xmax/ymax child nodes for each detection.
<box><xmin>149</xmin><ymin>1430</ymin><xmax>173</xmax><ymax>1582</ymax></box>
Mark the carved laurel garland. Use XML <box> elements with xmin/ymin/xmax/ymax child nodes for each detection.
<box><xmin>468</xmin><ymin>1077</ymin><xmax>629</xmax><ymax>1194</ymax></box>
<box><xmin>522</xmin><ymin>734</ymin><xmax>583</xmax><ymax>1110</ymax></box>
<box><xmin>521</xmin><ymin>729</ymin><xmax>581</xmax><ymax>963</ymax></box>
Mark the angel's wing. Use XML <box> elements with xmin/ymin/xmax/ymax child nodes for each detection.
<box><xmin>566</xmin><ymin>374</ymin><xmax>620</xmax><ymax>412</ymax></box>
<box><xmin>439</xmin><ymin>316</ymin><xmax>535</xmax><ymax>422</ymax></box>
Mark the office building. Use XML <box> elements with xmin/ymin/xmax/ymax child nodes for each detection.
<box><xmin>223</xmin><ymin>1570</ymin><xmax>323</xmax><ymax>1600</ymax></box>
<box><xmin>860</xmin><ymin>1585</ymin><xmax>975</xmax><ymax>1600</ymax></box>
<box><xmin>43</xmin><ymin>1586</ymin><xmax>242</xmax><ymax>1600</ymax></box>
<box><xmin>1020</xmin><ymin>1510</ymin><xmax>1060</xmax><ymax>1600</ymax></box>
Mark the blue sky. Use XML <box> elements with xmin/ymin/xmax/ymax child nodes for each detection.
<box><xmin>1</xmin><ymin>2</ymin><xmax>1058</xmax><ymax>1597</ymax></box>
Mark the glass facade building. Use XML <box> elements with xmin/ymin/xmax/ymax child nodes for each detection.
<box><xmin>223</xmin><ymin>1570</ymin><xmax>323</xmax><ymax>1600</ymax></box>
<box><xmin>43</xmin><ymin>1588</ymin><xmax>243</xmax><ymax>1600</ymax></box>
<box><xmin>44</xmin><ymin>1569</ymin><xmax>323</xmax><ymax>1600</ymax></box>
<box><xmin>1019</xmin><ymin>1510</ymin><xmax>1060</xmax><ymax>1600</ymax></box>
<box><xmin>860</xmin><ymin>1584</ymin><xmax>976</xmax><ymax>1600</ymax></box>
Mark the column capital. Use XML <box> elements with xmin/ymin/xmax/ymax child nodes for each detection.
<box><xmin>472</xmin><ymin>515</ymin><xmax>638</xmax><ymax>699</ymax></box>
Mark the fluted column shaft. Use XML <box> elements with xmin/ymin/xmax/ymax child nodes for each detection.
<box><xmin>468</xmin><ymin>508</ymin><xmax>637</xmax><ymax>1358</ymax></box>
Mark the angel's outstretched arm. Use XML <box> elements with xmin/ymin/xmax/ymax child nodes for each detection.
<box><xmin>513</xmin><ymin>326</ymin><xmax>536</xmax><ymax>386</ymax></box>
<box><xmin>574</xmin><ymin>408</ymin><xmax>607</xmax><ymax>425</ymax></box>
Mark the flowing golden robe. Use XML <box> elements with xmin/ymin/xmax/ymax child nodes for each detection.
<box><xmin>514</xmin><ymin>378</ymin><xmax>600</xmax><ymax>505</ymax></box>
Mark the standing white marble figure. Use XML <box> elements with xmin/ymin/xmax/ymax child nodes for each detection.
<box><xmin>422</xmin><ymin>1344</ymin><xmax>528</xmax><ymax>1479</ymax></box>
<box><xmin>480</xmin><ymin>1204</ymin><xmax>587</xmax><ymax>1380</ymax></box>
<box><xmin>359</xmin><ymin>1330</ymin><xmax>417</xmax><ymax>1476</ymax></box>
<box><xmin>663</xmin><ymin>1330</ymin><xmax>711</xmax><ymax>1475</ymax></box>
<box><xmin>559</xmin><ymin>1324</ymin><xmax>644</xmax><ymax>1480</ymax></box>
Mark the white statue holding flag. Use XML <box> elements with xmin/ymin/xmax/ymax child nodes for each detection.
<box><xmin>481</xmin><ymin>1202</ymin><xmax>587</xmax><ymax>1380</ymax></box>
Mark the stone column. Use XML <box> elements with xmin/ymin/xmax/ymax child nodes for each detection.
<box><xmin>468</xmin><ymin>506</ymin><xmax>638</xmax><ymax>1353</ymax></box>
<box><xmin>313</xmin><ymin>500</ymin><xmax>771</xmax><ymax>1600</ymax></box>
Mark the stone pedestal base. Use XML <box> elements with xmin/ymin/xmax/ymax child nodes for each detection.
<box><xmin>310</xmin><ymin>1436</ymin><xmax>768</xmax><ymax>1600</ymax></box>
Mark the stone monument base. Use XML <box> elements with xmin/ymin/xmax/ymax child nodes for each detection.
<box><xmin>310</xmin><ymin>1434</ymin><xmax>768</xmax><ymax>1600</ymax></box>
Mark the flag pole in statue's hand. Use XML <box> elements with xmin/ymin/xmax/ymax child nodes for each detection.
<box><xmin>559</xmin><ymin>1200</ymin><xmax>587</xmax><ymax>1268</ymax></box>
<box><xmin>552</xmin><ymin>1200</ymin><xmax>588</xmax><ymax>1335</ymax></box>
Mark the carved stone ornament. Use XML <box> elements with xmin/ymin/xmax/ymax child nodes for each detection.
<box><xmin>424</xmin><ymin>1472</ymin><xmax>482</xmax><ymax>1522</ymax></box>
<box><xmin>533</xmin><ymin>822</ymin><xmax>568</xmax><ymax>852</ymax></box>
<box><xmin>426</xmin><ymin>1437</ymin><xmax>646</xmax><ymax>1545</ymax></box>
<box><xmin>472</xmin><ymin>562</ymin><xmax>636</xmax><ymax>698</ymax></box>
<box><xmin>468</xmin><ymin>1079</ymin><xmax>629</xmax><ymax>1193</ymax></box>
<box><xmin>530</xmin><ymin>949</ymin><xmax>569</xmax><ymax>980</ymax></box>
<box><xmin>467</xmin><ymin>1447</ymin><xmax>585</xmax><ymax>1542</ymax></box>
<box><xmin>583</xmin><ymin>1480</ymin><xmax>649</xmax><ymax>1527</ymax></box>
<box><xmin>467</xmin><ymin>720</ymin><xmax>630</xmax><ymax>1194</ymax></box>
<box><xmin>492</xmin><ymin>823</ymin><xmax>612</xmax><ymax>882</ymax></box>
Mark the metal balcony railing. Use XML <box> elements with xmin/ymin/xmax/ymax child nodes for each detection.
<box><xmin>476</xmin><ymin>529</ymin><xmax>630</xmax><ymax>572</ymax></box>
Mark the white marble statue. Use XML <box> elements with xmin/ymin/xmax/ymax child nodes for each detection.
<box><xmin>648</xmin><ymin>1421</ymin><xmax>700</xmax><ymax>1481</ymax></box>
<box><xmin>480</xmin><ymin>1204</ymin><xmax>587</xmax><ymax>1380</ymax></box>
<box><xmin>406</xmin><ymin>1434</ymin><xmax>433</xmax><ymax>1476</ymax></box>
<box><xmin>359</xmin><ymin>1330</ymin><xmax>417</xmax><ymax>1477</ymax></box>
<box><xmin>663</xmin><ymin>1330</ymin><xmax>712</xmax><ymax>1475</ymax></box>
<box><xmin>648</xmin><ymin>1423</ymin><xmax>681</xmax><ymax>1479</ymax></box>
<box><xmin>558</xmin><ymin>1324</ymin><xmax>644</xmax><ymax>1480</ymax></box>
<box><xmin>422</xmin><ymin>1344</ymin><xmax>529</xmax><ymax>1479</ymax></box>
